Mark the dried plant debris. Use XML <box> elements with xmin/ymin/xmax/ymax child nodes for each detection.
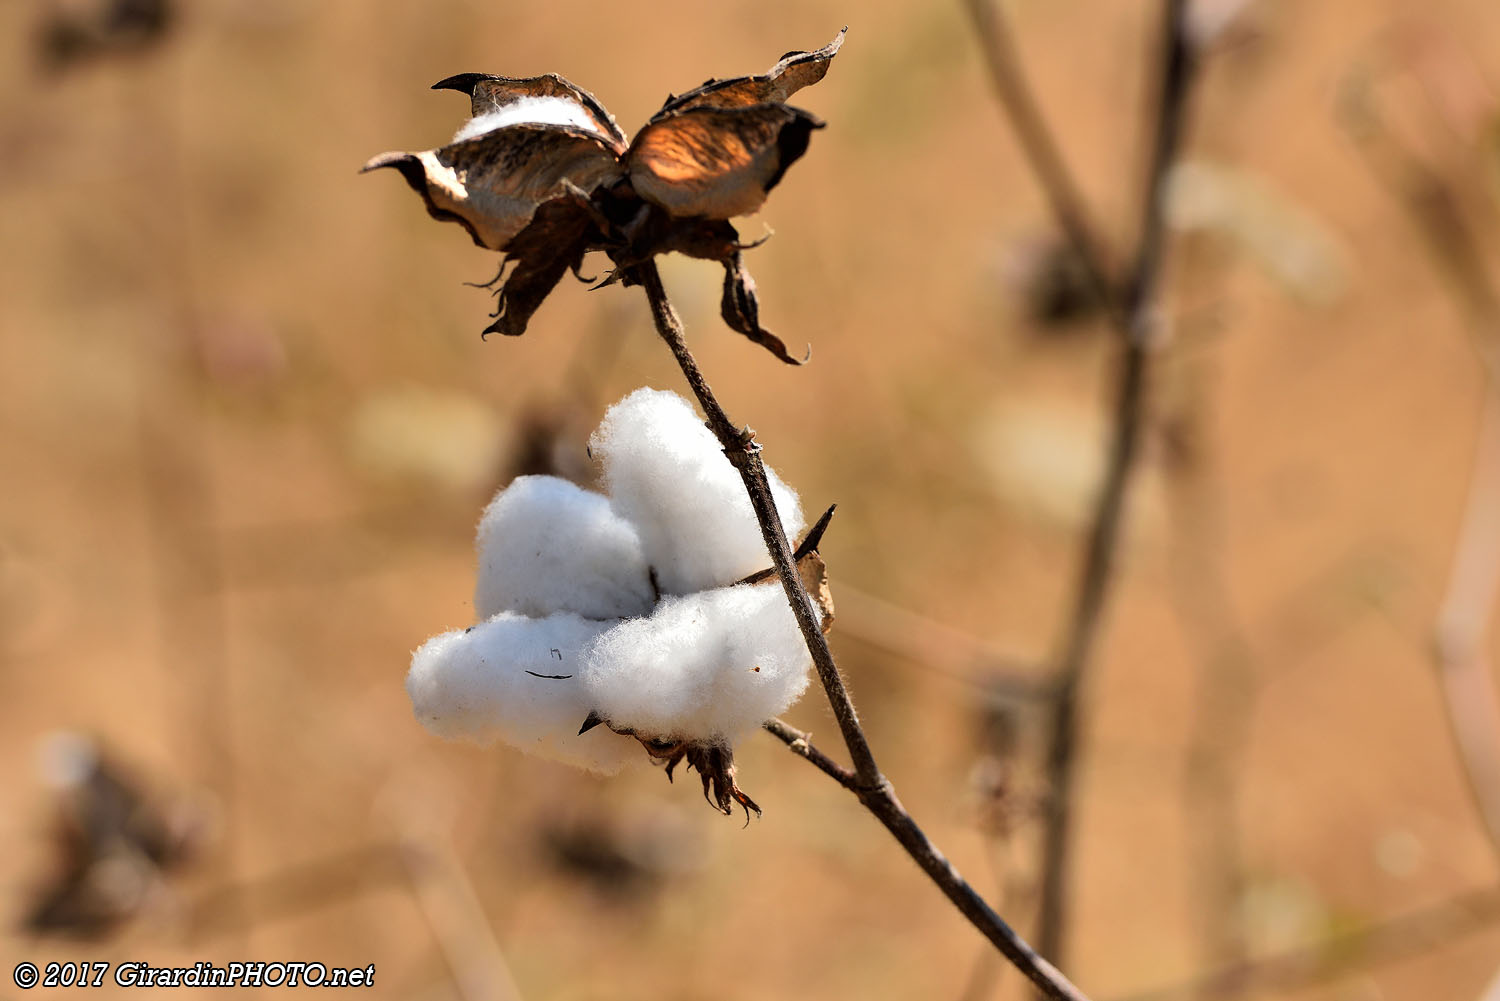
<box><xmin>23</xmin><ymin>734</ymin><xmax>202</xmax><ymax>940</ymax></box>
<box><xmin>364</xmin><ymin>29</ymin><xmax>844</xmax><ymax>360</ymax></box>
<box><xmin>539</xmin><ymin>806</ymin><xmax>704</xmax><ymax>899</ymax></box>
<box><xmin>37</xmin><ymin>0</ymin><xmax>173</xmax><ymax>73</ymax></box>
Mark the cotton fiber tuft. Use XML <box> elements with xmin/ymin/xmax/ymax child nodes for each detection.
<box><xmin>452</xmin><ymin>98</ymin><xmax>603</xmax><ymax>142</ymax></box>
<box><xmin>579</xmin><ymin>582</ymin><xmax>814</xmax><ymax>743</ymax></box>
<box><xmin>474</xmin><ymin>475</ymin><xmax>655</xmax><ymax>620</ymax></box>
<box><xmin>591</xmin><ymin>388</ymin><xmax>805</xmax><ymax>595</ymax></box>
<box><xmin>407</xmin><ymin>612</ymin><xmax>639</xmax><ymax>774</ymax></box>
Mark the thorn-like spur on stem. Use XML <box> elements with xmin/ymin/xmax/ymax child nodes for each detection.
<box><xmin>636</xmin><ymin>259</ymin><xmax>1091</xmax><ymax>1001</ymax></box>
<box><xmin>735</xmin><ymin>503</ymin><xmax>837</xmax><ymax>586</ymax></box>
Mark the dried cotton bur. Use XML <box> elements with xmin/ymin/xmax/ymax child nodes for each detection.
<box><xmin>407</xmin><ymin>389</ymin><xmax>836</xmax><ymax>820</ymax></box>
<box><xmin>362</xmin><ymin>30</ymin><xmax>844</xmax><ymax>362</ymax></box>
<box><xmin>24</xmin><ymin>733</ymin><xmax>203</xmax><ymax>940</ymax></box>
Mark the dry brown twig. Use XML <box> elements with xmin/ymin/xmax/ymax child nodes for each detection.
<box><xmin>1026</xmin><ymin>0</ymin><xmax>1200</xmax><ymax>965</ymax></box>
<box><xmin>1106</xmin><ymin>882</ymin><xmax>1500</xmax><ymax>1001</ymax></box>
<box><xmin>960</xmin><ymin>0</ymin><xmax>1118</xmax><ymax>315</ymax></box>
<box><xmin>1340</xmin><ymin>52</ymin><xmax>1500</xmax><ymax>857</ymax></box>
<box><xmin>962</xmin><ymin>0</ymin><xmax>1203</xmax><ymax>966</ymax></box>
<box><xmin>636</xmin><ymin>262</ymin><xmax>1087</xmax><ymax>1001</ymax></box>
<box><xmin>1436</xmin><ymin>392</ymin><xmax>1500</xmax><ymax>852</ymax></box>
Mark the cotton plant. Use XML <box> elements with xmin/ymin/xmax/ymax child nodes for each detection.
<box><xmin>407</xmin><ymin>388</ymin><xmax>834</xmax><ymax>818</ymax></box>
<box><xmin>370</xmin><ymin>32</ymin><xmax>1097</xmax><ymax>1000</ymax></box>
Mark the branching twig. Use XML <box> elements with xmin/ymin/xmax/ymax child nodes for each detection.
<box><xmin>1482</xmin><ymin>961</ymin><xmax>1500</xmax><ymax>1001</ymax></box>
<box><xmin>636</xmin><ymin>262</ymin><xmax>880</xmax><ymax>788</ymax></box>
<box><xmin>399</xmin><ymin>834</ymin><xmax>524</xmax><ymax>1001</ymax></box>
<box><xmin>1435</xmin><ymin>391</ymin><xmax>1500</xmax><ymax>851</ymax></box>
<box><xmin>1036</xmin><ymin>0</ymin><xmax>1199</xmax><ymax>964</ymax></box>
<box><xmin>1341</xmin><ymin>70</ymin><xmax>1500</xmax><ymax>857</ymax></box>
<box><xmin>637</xmin><ymin>261</ymin><xmax>1088</xmax><ymax>1001</ymax></box>
<box><xmin>833</xmin><ymin>583</ymin><xmax>1053</xmax><ymax>702</ymax></box>
<box><xmin>1162</xmin><ymin>310</ymin><xmax>1255</xmax><ymax>972</ymax></box>
<box><xmin>758</xmin><ymin>717</ymin><xmax>1085</xmax><ymax>1001</ymax></box>
<box><xmin>1107</xmin><ymin>883</ymin><xmax>1500</xmax><ymax>1001</ymax></box>
<box><xmin>764</xmin><ymin>718</ymin><xmax>857</xmax><ymax>790</ymax></box>
<box><xmin>962</xmin><ymin>0</ymin><xmax>1118</xmax><ymax>314</ymax></box>
<box><xmin>188</xmin><ymin>843</ymin><xmax>405</xmax><ymax>942</ymax></box>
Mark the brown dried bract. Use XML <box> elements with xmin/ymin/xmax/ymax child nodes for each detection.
<box><xmin>362</xmin><ymin>30</ymin><xmax>845</xmax><ymax>360</ymax></box>
<box><xmin>654</xmin><ymin>28</ymin><xmax>846</xmax><ymax>116</ymax></box>
<box><xmin>732</xmin><ymin>503</ymin><xmax>836</xmax><ymax>631</ymax></box>
<box><xmin>578</xmin><ymin>714</ymin><xmax>761</xmax><ymax>822</ymax></box>
<box><xmin>627</xmin><ymin>104</ymin><xmax>822</xmax><ymax>220</ymax></box>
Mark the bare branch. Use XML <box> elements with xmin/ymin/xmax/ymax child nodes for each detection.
<box><xmin>961</xmin><ymin>0</ymin><xmax>1118</xmax><ymax>314</ymax></box>
<box><xmin>638</xmin><ymin>262</ymin><xmax>1090</xmax><ymax>1001</ymax></box>
<box><xmin>1162</xmin><ymin>293</ymin><xmax>1254</xmax><ymax>969</ymax></box>
<box><xmin>833</xmin><ymin>583</ymin><xmax>1053</xmax><ymax>702</ymax></box>
<box><xmin>763</xmin><ymin>717</ymin><xmax>857</xmax><ymax>790</ymax></box>
<box><xmin>399</xmin><ymin>834</ymin><xmax>525</xmax><ymax>1001</ymax></box>
<box><xmin>1340</xmin><ymin>64</ymin><xmax>1500</xmax><ymax>858</ymax></box>
<box><xmin>1108</xmin><ymin>884</ymin><xmax>1500</xmax><ymax>1001</ymax></box>
<box><xmin>187</xmin><ymin>844</ymin><xmax>405</xmax><ymax>942</ymax></box>
<box><xmin>760</xmin><ymin>715</ymin><xmax>1088</xmax><ymax>1001</ymax></box>
<box><xmin>637</xmin><ymin>261</ymin><xmax>881</xmax><ymax>787</ymax></box>
<box><xmin>1036</xmin><ymin>0</ymin><xmax>1200</xmax><ymax>964</ymax></box>
<box><xmin>1435</xmin><ymin>392</ymin><xmax>1500</xmax><ymax>851</ymax></box>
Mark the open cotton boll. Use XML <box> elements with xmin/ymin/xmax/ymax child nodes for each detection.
<box><xmin>579</xmin><ymin>583</ymin><xmax>813</xmax><ymax>744</ymax></box>
<box><xmin>407</xmin><ymin>612</ymin><xmax>639</xmax><ymax>774</ymax></box>
<box><xmin>591</xmin><ymin>388</ymin><xmax>805</xmax><ymax>595</ymax></box>
<box><xmin>452</xmin><ymin>97</ymin><xmax>603</xmax><ymax>142</ymax></box>
<box><xmin>474</xmin><ymin>475</ymin><xmax>655</xmax><ymax>621</ymax></box>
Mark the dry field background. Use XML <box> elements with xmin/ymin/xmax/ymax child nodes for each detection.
<box><xmin>3</xmin><ymin>0</ymin><xmax>1500</xmax><ymax>998</ymax></box>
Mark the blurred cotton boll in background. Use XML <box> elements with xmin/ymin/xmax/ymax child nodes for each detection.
<box><xmin>406</xmin><ymin>387</ymin><xmax>816</xmax><ymax>814</ymax></box>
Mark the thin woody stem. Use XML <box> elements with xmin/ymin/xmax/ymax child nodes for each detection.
<box><xmin>760</xmin><ymin>718</ymin><xmax>1089</xmax><ymax>1001</ymax></box>
<box><xmin>636</xmin><ymin>261</ymin><xmax>881</xmax><ymax>787</ymax></box>
<box><xmin>764</xmin><ymin>717</ymin><xmax>858</xmax><ymax>790</ymax></box>
<box><xmin>637</xmin><ymin>261</ymin><xmax>1090</xmax><ymax>1001</ymax></box>
<box><xmin>1036</xmin><ymin>0</ymin><xmax>1197</xmax><ymax>966</ymax></box>
<box><xmin>962</xmin><ymin>0</ymin><xmax>1118</xmax><ymax>316</ymax></box>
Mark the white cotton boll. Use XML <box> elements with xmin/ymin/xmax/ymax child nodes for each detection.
<box><xmin>591</xmin><ymin>388</ymin><xmax>805</xmax><ymax>595</ymax></box>
<box><xmin>579</xmin><ymin>583</ymin><xmax>813</xmax><ymax>743</ymax></box>
<box><xmin>407</xmin><ymin>612</ymin><xmax>639</xmax><ymax>774</ymax></box>
<box><xmin>453</xmin><ymin>98</ymin><xmax>602</xmax><ymax>142</ymax></box>
<box><xmin>474</xmin><ymin>475</ymin><xmax>655</xmax><ymax>621</ymax></box>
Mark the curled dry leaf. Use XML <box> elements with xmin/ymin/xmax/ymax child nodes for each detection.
<box><xmin>720</xmin><ymin>251</ymin><xmax>806</xmax><ymax>364</ymax></box>
<box><xmin>363</xmin><ymin>29</ymin><xmax>845</xmax><ymax>360</ymax></box>
<box><xmin>654</xmin><ymin>29</ymin><xmax>845</xmax><ymax>116</ymax></box>
<box><xmin>797</xmin><ymin>551</ymin><xmax>835</xmax><ymax>635</ymax></box>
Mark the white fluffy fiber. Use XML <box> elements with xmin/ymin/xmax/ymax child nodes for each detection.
<box><xmin>592</xmin><ymin>388</ymin><xmax>805</xmax><ymax>596</ymax></box>
<box><xmin>580</xmin><ymin>583</ymin><xmax>813</xmax><ymax>744</ymax></box>
<box><xmin>453</xmin><ymin>98</ymin><xmax>603</xmax><ymax>142</ymax></box>
<box><xmin>408</xmin><ymin>387</ymin><xmax>815</xmax><ymax>768</ymax></box>
<box><xmin>407</xmin><ymin>613</ymin><xmax>639</xmax><ymax>774</ymax></box>
<box><xmin>474</xmin><ymin>475</ymin><xmax>655</xmax><ymax>621</ymax></box>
